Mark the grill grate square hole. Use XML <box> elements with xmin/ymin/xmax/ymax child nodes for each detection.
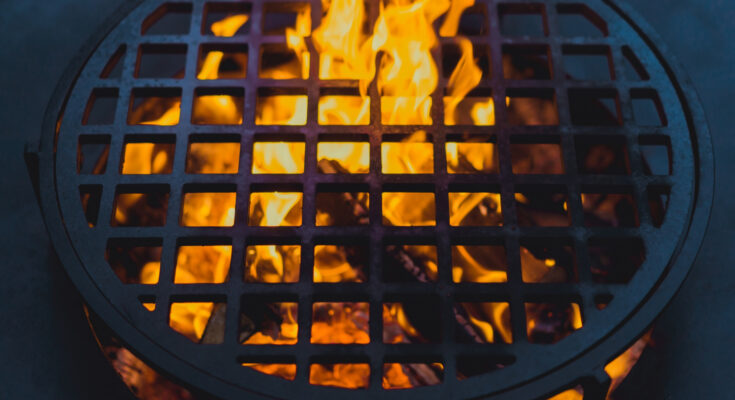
<box><xmin>568</xmin><ymin>89</ymin><xmax>621</xmax><ymax>126</ymax></box>
<box><xmin>309</xmin><ymin>363</ymin><xmax>370</xmax><ymax>389</ymax></box>
<box><xmin>317</xmin><ymin>140</ymin><xmax>370</xmax><ymax>174</ymax></box>
<box><xmin>175</xmin><ymin>243</ymin><xmax>232</xmax><ymax>284</ymax></box>
<box><xmin>84</xmin><ymin>88</ymin><xmax>119</xmax><ymax>125</ymax></box>
<box><xmin>525</xmin><ymin>302</ymin><xmax>582</xmax><ymax>344</ymax></box>
<box><xmin>314</xmin><ymin>245</ymin><xmax>368</xmax><ymax>282</ymax></box>
<box><xmin>142</xmin><ymin>3</ymin><xmax>193</xmax><ymax>35</ymax></box>
<box><xmin>382</xmin><ymin>192</ymin><xmax>436</xmax><ymax>226</ymax></box>
<box><xmin>192</xmin><ymin>87</ymin><xmax>244</xmax><ymax>125</ymax></box>
<box><xmin>639</xmin><ymin>135</ymin><xmax>673</xmax><ymax>175</ymax></box>
<box><xmin>77</xmin><ymin>135</ymin><xmax>110</xmax><ymax>175</ymax></box>
<box><xmin>142</xmin><ymin>301</ymin><xmax>156</xmax><ymax>311</ymax></box>
<box><xmin>245</xmin><ymin>244</ymin><xmax>301</xmax><ymax>283</ymax></box>
<box><xmin>382</xmin><ymin>363</ymin><xmax>444</xmax><ymax>389</ymax></box>
<box><xmin>455</xmin><ymin>302</ymin><xmax>512</xmax><ymax>343</ymax></box>
<box><xmin>442</xmin><ymin>43</ymin><xmax>491</xmax><ymax>79</ymax></box>
<box><xmin>101</xmin><ymin>45</ymin><xmax>126</xmax><ymax>79</ymax></box>
<box><xmin>312</xmin><ymin>302</ymin><xmax>370</xmax><ymax>344</ymax></box>
<box><xmin>316</xmin><ymin>191</ymin><xmax>369</xmax><ymax>226</ymax></box>
<box><xmin>203</xmin><ymin>2</ymin><xmax>251</xmax><ymax>36</ymax></box>
<box><xmin>575</xmin><ymin>135</ymin><xmax>630</xmax><ymax>175</ymax></box>
<box><xmin>243</xmin><ymin>363</ymin><xmax>296</xmax><ymax>380</ymax></box>
<box><xmin>111</xmin><ymin>186</ymin><xmax>169</xmax><ymax>227</ymax></box>
<box><xmin>507</xmin><ymin>88</ymin><xmax>559</xmax><ymax>126</ymax></box>
<box><xmin>180</xmin><ymin>191</ymin><xmax>236</xmax><ymax>227</ymax></box>
<box><xmin>520</xmin><ymin>239</ymin><xmax>577</xmax><ymax>283</ymax></box>
<box><xmin>451</xmin><ymin>245</ymin><xmax>507</xmax><ymax>283</ymax></box>
<box><xmin>187</xmin><ymin>137</ymin><xmax>241</xmax><ymax>174</ymax></box>
<box><xmin>252</xmin><ymin>140</ymin><xmax>305</xmax><ymax>174</ymax></box>
<box><xmin>383</xmin><ymin>244</ymin><xmax>438</xmax><ymax>283</ymax></box>
<box><xmin>198</xmin><ymin>44</ymin><xmax>248</xmax><ymax>79</ymax></box>
<box><xmin>515</xmin><ymin>186</ymin><xmax>571</xmax><ymax>227</ymax></box>
<box><xmin>121</xmin><ymin>136</ymin><xmax>176</xmax><ymax>175</ymax></box>
<box><xmin>249</xmin><ymin>191</ymin><xmax>303</xmax><ymax>226</ymax></box>
<box><xmin>241</xmin><ymin>300</ymin><xmax>298</xmax><ymax>345</ymax></box>
<box><xmin>318</xmin><ymin>94</ymin><xmax>370</xmax><ymax>125</ymax></box>
<box><xmin>106</xmin><ymin>239</ymin><xmax>162</xmax><ymax>284</ymax></box>
<box><xmin>381</xmin><ymin>96</ymin><xmax>433</xmax><ymax>125</ymax></box>
<box><xmin>262</xmin><ymin>2</ymin><xmax>311</xmax><ymax>36</ymax></box>
<box><xmin>510</xmin><ymin>139</ymin><xmax>564</xmax><ymax>175</ymax></box>
<box><xmin>498</xmin><ymin>3</ymin><xmax>548</xmax><ymax>37</ymax></box>
<box><xmin>256</xmin><ymin>88</ymin><xmax>308</xmax><ymax>126</ymax></box>
<box><xmin>632</xmin><ymin>89</ymin><xmax>667</xmax><ymax>126</ymax></box>
<box><xmin>446</xmin><ymin>137</ymin><xmax>498</xmax><ymax>174</ymax></box>
<box><xmin>581</xmin><ymin>188</ymin><xmax>639</xmax><ymax>227</ymax></box>
<box><xmin>588</xmin><ymin>237</ymin><xmax>645</xmax><ymax>283</ymax></box>
<box><xmin>444</xmin><ymin>90</ymin><xmax>495</xmax><ymax>126</ymax></box>
<box><xmin>382</xmin><ymin>137</ymin><xmax>434</xmax><ymax>174</ymax></box>
<box><xmin>562</xmin><ymin>45</ymin><xmax>614</xmax><ymax>81</ymax></box>
<box><xmin>79</xmin><ymin>185</ymin><xmax>103</xmax><ymax>227</ymax></box>
<box><xmin>439</xmin><ymin>2</ymin><xmax>488</xmax><ymax>37</ymax></box>
<box><xmin>448</xmin><ymin>191</ymin><xmax>502</xmax><ymax>226</ymax></box>
<box><xmin>169</xmin><ymin>301</ymin><xmax>223</xmax><ymax>343</ymax></box>
<box><xmin>648</xmin><ymin>186</ymin><xmax>670</xmax><ymax>228</ymax></box>
<box><xmin>502</xmin><ymin>45</ymin><xmax>552</xmax><ymax>80</ymax></box>
<box><xmin>384</xmin><ymin>297</ymin><xmax>441</xmax><ymax>343</ymax></box>
<box><xmin>136</xmin><ymin>44</ymin><xmax>187</xmax><ymax>79</ymax></box>
<box><xmin>128</xmin><ymin>88</ymin><xmax>182</xmax><ymax>126</ymax></box>
<box><xmin>260</xmin><ymin>43</ymin><xmax>310</xmax><ymax>80</ymax></box>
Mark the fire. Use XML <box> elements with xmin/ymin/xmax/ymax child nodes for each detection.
<box><xmin>116</xmin><ymin>1</ymin><xmax>646</xmax><ymax>392</ymax></box>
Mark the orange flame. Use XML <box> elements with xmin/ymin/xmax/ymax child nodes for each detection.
<box><xmin>115</xmin><ymin>1</ymin><xmax>650</xmax><ymax>391</ymax></box>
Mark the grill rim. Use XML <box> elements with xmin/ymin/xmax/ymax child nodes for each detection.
<box><xmin>29</xmin><ymin>0</ymin><xmax>714</xmax><ymax>398</ymax></box>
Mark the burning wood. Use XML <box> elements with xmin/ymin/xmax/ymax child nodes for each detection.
<box><xmin>106</xmin><ymin>0</ymin><xmax>658</xmax><ymax>395</ymax></box>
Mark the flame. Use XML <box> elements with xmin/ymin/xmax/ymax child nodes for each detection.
<box><xmin>180</xmin><ymin>192</ymin><xmax>236</xmax><ymax>227</ymax></box>
<box><xmin>245</xmin><ymin>245</ymin><xmax>301</xmax><ymax>283</ymax></box>
<box><xmin>244</xmin><ymin>364</ymin><xmax>296</xmax><ymax>380</ymax></box>
<box><xmin>439</xmin><ymin>0</ymin><xmax>474</xmax><ymax>37</ymax></box>
<box><xmin>382</xmin><ymin>192</ymin><xmax>436</xmax><ymax>226</ymax></box>
<box><xmin>317</xmin><ymin>142</ymin><xmax>370</xmax><ymax>173</ymax></box>
<box><xmin>311</xmin><ymin>302</ymin><xmax>370</xmax><ymax>344</ymax></box>
<box><xmin>211</xmin><ymin>14</ymin><xmax>250</xmax><ymax>37</ymax></box>
<box><xmin>243</xmin><ymin>303</ymin><xmax>299</xmax><ymax>345</ymax></box>
<box><xmin>382</xmin><ymin>131</ymin><xmax>434</xmax><ymax>174</ymax></box>
<box><xmin>446</xmin><ymin>141</ymin><xmax>496</xmax><ymax>173</ymax></box>
<box><xmin>249</xmin><ymin>192</ymin><xmax>303</xmax><ymax>227</ymax></box>
<box><xmin>187</xmin><ymin>142</ymin><xmax>240</xmax><ymax>174</ymax></box>
<box><xmin>452</xmin><ymin>245</ymin><xmax>507</xmax><ymax>283</ymax></box>
<box><xmin>252</xmin><ymin>142</ymin><xmax>305</xmax><ymax>174</ymax></box>
<box><xmin>448</xmin><ymin>192</ymin><xmax>502</xmax><ymax>226</ymax></box>
<box><xmin>169</xmin><ymin>302</ymin><xmax>215</xmax><ymax>342</ymax></box>
<box><xmin>312</xmin><ymin>0</ymin><xmax>371</xmax><ymax>80</ymax></box>
<box><xmin>121</xmin><ymin>143</ymin><xmax>172</xmax><ymax>175</ymax></box>
<box><xmin>310</xmin><ymin>364</ymin><xmax>370</xmax><ymax>389</ymax></box>
<box><xmin>318</xmin><ymin>95</ymin><xmax>371</xmax><ymax>125</ymax></box>
<box><xmin>174</xmin><ymin>245</ymin><xmax>232</xmax><ymax>284</ymax></box>
<box><xmin>114</xmin><ymin>1</ymin><xmax>650</xmax><ymax>389</ymax></box>
<box><xmin>314</xmin><ymin>245</ymin><xmax>363</xmax><ymax>282</ymax></box>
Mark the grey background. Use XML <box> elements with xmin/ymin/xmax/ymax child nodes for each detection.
<box><xmin>0</xmin><ymin>0</ymin><xmax>732</xmax><ymax>398</ymax></box>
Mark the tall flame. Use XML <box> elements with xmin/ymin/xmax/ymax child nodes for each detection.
<box><xmin>116</xmin><ymin>1</ymin><xmax>643</xmax><ymax>393</ymax></box>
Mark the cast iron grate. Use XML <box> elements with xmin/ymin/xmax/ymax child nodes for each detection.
<box><xmin>35</xmin><ymin>0</ymin><xmax>713</xmax><ymax>399</ymax></box>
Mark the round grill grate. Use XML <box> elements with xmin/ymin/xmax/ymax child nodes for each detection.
<box><xmin>34</xmin><ymin>0</ymin><xmax>713</xmax><ymax>398</ymax></box>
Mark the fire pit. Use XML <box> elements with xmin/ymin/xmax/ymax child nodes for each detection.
<box><xmin>28</xmin><ymin>0</ymin><xmax>713</xmax><ymax>398</ymax></box>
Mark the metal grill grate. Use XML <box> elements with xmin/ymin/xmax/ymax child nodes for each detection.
<box><xmin>37</xmin><ymin>0</ymin><xmax>713</xmax><ymax>398</ymax></box>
